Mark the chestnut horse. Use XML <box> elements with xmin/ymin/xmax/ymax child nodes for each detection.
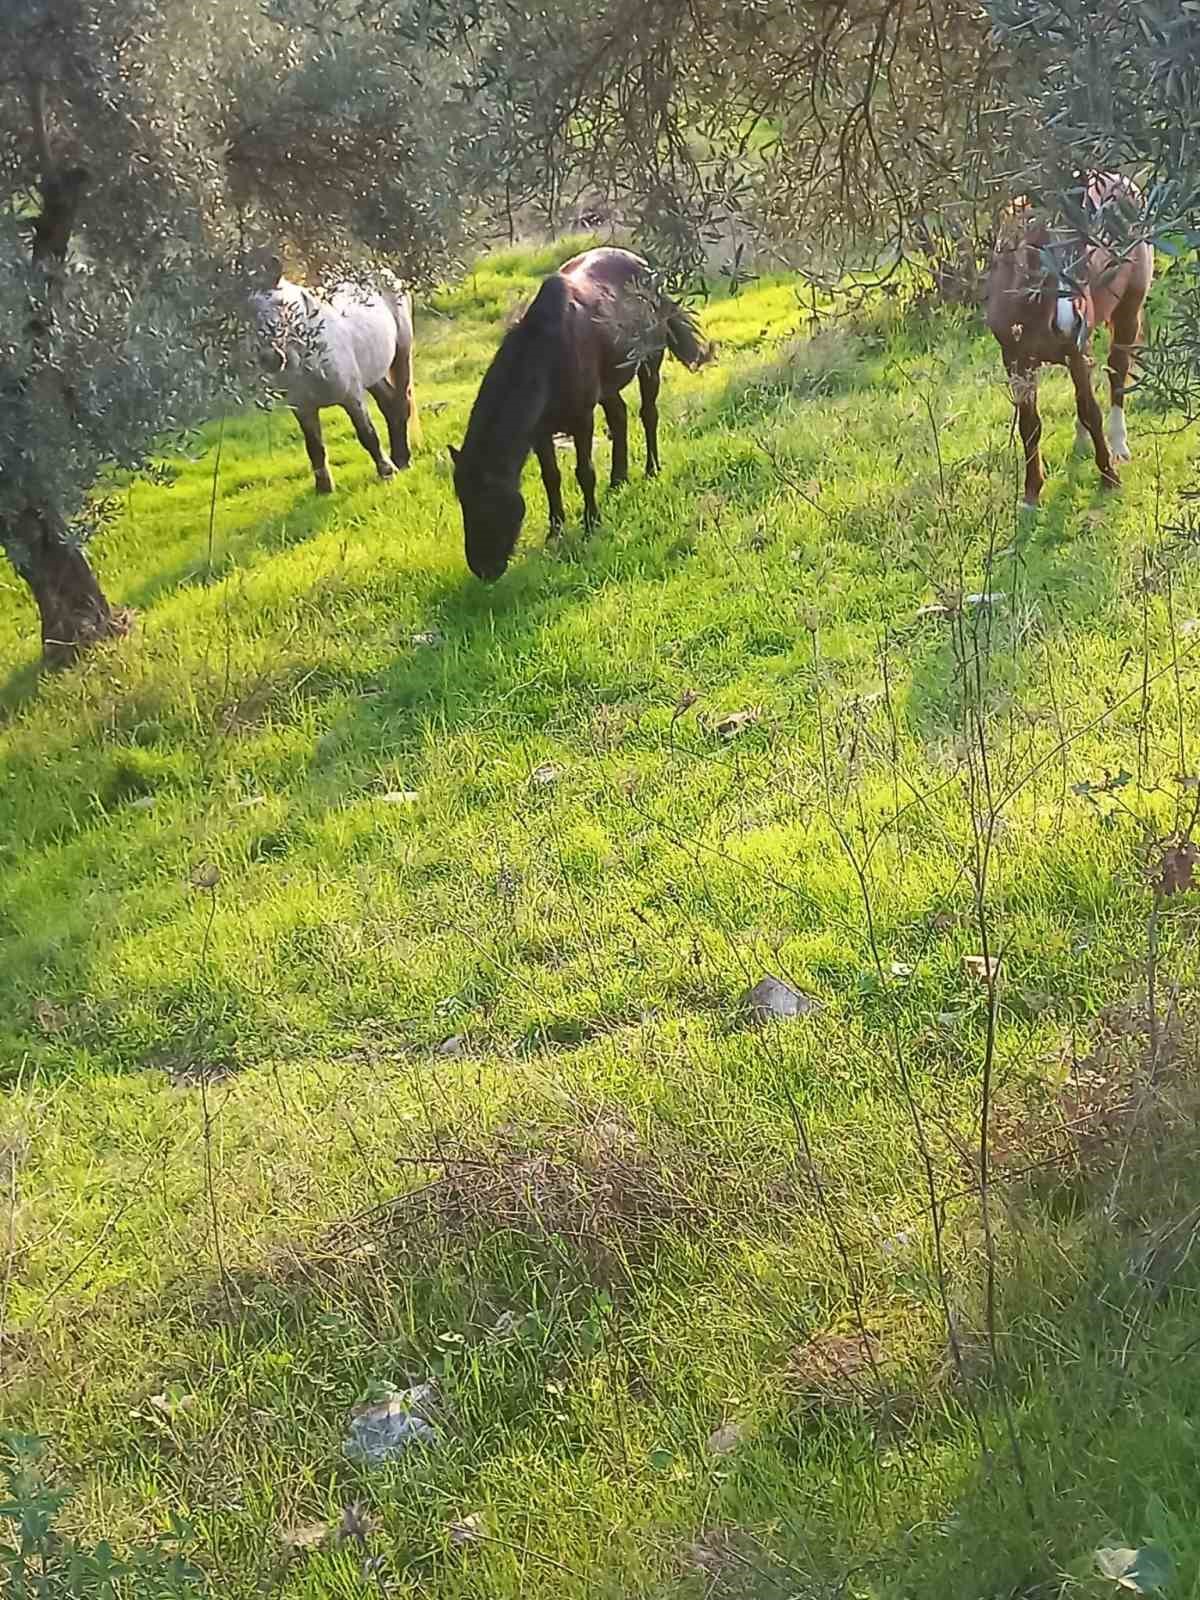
<box><xmin>450</xmin><ymin>247</ymin><xmax>712</xmax><ymax>581</ymax></box>
<box><xmin>985</xmin><ymin>173</ymin><xmax>1153</xmax><ymax>508</ymax></box>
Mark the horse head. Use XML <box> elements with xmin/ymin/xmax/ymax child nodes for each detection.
<box><xmin>250</xmin><ymin>290</ymin><xmax>290</xmax><ymax>374</ymax></box>
<box><xmin>243</xmin><ymin>246</ymin><xmax>284</xmax><ymax>290</ymax></box>
<box><xmin>988</xmin><ymin>205</ymin><xmax>1090</xmax><ymax>356</ymax></box>
<box><xmin>449</xmin><ymin>445</ymin><xmax>525</xmax><ymax>582</ymax></box>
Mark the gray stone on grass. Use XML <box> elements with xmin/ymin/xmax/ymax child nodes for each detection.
<box><xmin>740</xmin><ymin>975</ymin><xmax>819</xmax><ymax>1026</ymax></box>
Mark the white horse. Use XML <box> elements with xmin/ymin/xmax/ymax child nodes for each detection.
<box><xmin>251</xmin><ymin>267</ymin><xmax>420</xmax><ymax>494</ymax></box>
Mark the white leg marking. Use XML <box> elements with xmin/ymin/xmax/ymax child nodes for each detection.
<box><xmin>1074</xmin><ymin>420</ymin><xmax>1092</xmax><ymax>455</ymax></box>
<box><xmin>1055</xmin><ymin>297</ymin><xmax>1077</xmax><ymax>336</ymax></box>
<box><xmin>1109</xmin><ymin>406</ymin><xmax>1130</xmax><ymax>462</ymax></box>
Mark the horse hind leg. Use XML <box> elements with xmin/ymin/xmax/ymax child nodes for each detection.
<box><xmin>1007</xmin><ymin>360</ymin><xmax>1046</xmax><ymax>508</ymax></box>
<box><xmin>601</xmin><ymin>393</ymin><xmax>629</xmax><ymax>488</ymax></box>
<box><xmin>344</xmin><ymin>394</ymin><xmax>396</xmax><ymax>479</ymax></box>
<box><xmin>638</xmin><ymin>355</ymin><xmax>662</xmax><ymax>477</ymax></box>
<box><xmin>368</xmin><ymin>378</ymin><xmax>410</xmax><ymax>472</ymax></box>
<box><xmin>389</xmin><ymin>342</ymin><xmax>419</xmax><ymax>467</ymax></box>
<box><xmin>1068</xmin><ymin>351</ymin><xmax>1119</xmax><ymax>492</ymax></box>
<box><xmin>294</xmin><ymin>406</ymin><xmax>334</xmax><ymax>494</ymax></box>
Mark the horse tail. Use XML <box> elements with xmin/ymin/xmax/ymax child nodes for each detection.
<box><xmin>663</xmin><ymin>299</ymin><xmax>714</xmax><ymax>371</ymax></box>
<box><xmin>407</xmin><ymin>368</ymin><xmax>423</xmax><ymax>448</ymax></box>
<box><xmin>387</xmin><ymin>287</ymin><xmax>422</xmax><ymax>449</ymax></box>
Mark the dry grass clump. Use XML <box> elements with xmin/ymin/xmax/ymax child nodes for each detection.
<box><xmin>328</xmin><ymin>1106</ymin><xmax>713</xmax><ymax>1282</ymax></box>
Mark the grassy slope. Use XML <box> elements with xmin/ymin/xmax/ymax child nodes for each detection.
<box><xmin>3</xmin><ymin>239</ymin><xmax>1200</xmax><ymax>1599</ymax></box>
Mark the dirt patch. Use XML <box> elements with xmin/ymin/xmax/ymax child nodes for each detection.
<box><xmin>782</xmin><ymin>1327</ymin><xmax>918</xmax><ymax>1435</ymax></box>
<box><xmin>149</xmin><ymin>1047</ymin><xmax>243</xmax><ymax>1087</ymax></box>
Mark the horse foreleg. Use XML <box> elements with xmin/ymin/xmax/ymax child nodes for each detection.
<box><xmin>638</xmin><ymin>357</ymin><xmax>663</xmax><ymax>477</ymax></box>
<box><xmin>1106</xmin><ymin>301</ymin><xmax>1141</xmax><ymax>463</ymax></box>
<box><xmin>344</xmin><ymin>395</ymin><xmax>395</xmax><ymax>480</ymax></box>
<box><xmin>534</xmin><ymin>432</ymin><xmax>566</xmax><ymax>537</ymax></box>
<box><xmin>601</xmin><ymin>394</ymin><xmax>629</xmax><ymax>488</ymax></box>
<box><xmin>1007</xmin><ymin>362</ymin><xmax>1045</xmax><ymax>508</ymax></box>
<box><xmin>368</xmin><ymin>379</ymin><xmax>410</xmax><ymax>472</ymax></box>
<box><xmin>573</xmin><ymin>414</ymin><xmax>598</xmax><ymax>530</ymax></box>
<box><xmin>1068</xmin><ymin>351</ymin><xmax>1119</xmax><ymax>493</ymax></box>
<box><xmin>294</xmin><ymin>407</ymin><xmax>334</xmax><ymax>495</ymax></box>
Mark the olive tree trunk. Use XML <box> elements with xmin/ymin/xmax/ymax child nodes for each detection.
<box><xmin>3</xmin><ymin>507</ymin><xmax>130</xmax><ymax>669</ymax></box>
<box><xmin>13</xmin><ymin>139</ymin><xmax>129</xmax><ymax>668</ymax></box>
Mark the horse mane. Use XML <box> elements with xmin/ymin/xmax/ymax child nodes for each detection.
<box><xmin>460</xmin><ymin>274</ymin><xmax>568</xmax><ymax>469</ymax></box>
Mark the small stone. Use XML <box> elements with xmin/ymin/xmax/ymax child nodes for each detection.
<box><xmin>703</xmin><ymin>708</ymin><xmax>761</xmax><ymax>740</ymax></box>
<box><xmin>449</xmin><ymin>1512</ymin><xmax>486</xmax><ymax>1547</ymax></box>
<box><xmin>281</xmin><ymin>1521</ymin><xmax>332</xmax><ymax>1553</ymax></box>
<box><xmin>706</xmin><ymin>1420</ymin><xmax>744</xmax><ymax>1456</ymax></box>
<box><xmin>741</xmin><ymin>975</ymin><xmax>818</xmax><ymax>1025</ymax></box>
<box><xmin>962</xmin><ymin>954</ymin><xmax>1001</xmax><ymax>984</ymax></box>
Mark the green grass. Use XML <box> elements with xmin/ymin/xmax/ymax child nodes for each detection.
<box><xmin>4</xmin><ymin>241</ymin><xmax>1200</xmax><ymax>1600</ymax></box>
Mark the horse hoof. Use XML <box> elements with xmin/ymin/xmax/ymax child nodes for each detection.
<box><xmin>1020</xmin><ymin>498</ymin><xmax>1040</xmax><ymax>514</ymax></box>
<box><xmin>316</xmin><ymin>476</ymin><xmax>335</xmax><ymax>495</ymax></box>
<box><xmin>377</xmin><ymin>462</ymin><xmax>397</xmax><ymax>481</ymax></box>
<box><xmin>1111</xmin><ymin>446</ymin><xmax>1132</xmax><ymax>465</ymax></box>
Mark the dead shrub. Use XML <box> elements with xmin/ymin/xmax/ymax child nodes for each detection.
<box><xmin>943</xmin><ymin>998</ymin><xmax>1195</xmax><ymax>1198</ymax></box>
<box><xmin>785</xmin><ymin>1328</ymin><xmax>882</xmax><ymax>1410</ymax></box>
<box><xmin>328</xmin><ymin>1106</ymin><xmax>712</xmax><ymax>1283</ymax></box>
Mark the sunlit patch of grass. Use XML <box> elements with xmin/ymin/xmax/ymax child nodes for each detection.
<box><xmin>2</xmin><ymin>242</ymin><xmax>1200</xmax><ymax>1600</ymax></box>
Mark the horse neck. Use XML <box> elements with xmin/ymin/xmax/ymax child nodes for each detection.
<box><xmin>464</xmin><ymin>323</ymin><xmax>557</xmax><ymax>483</ymax></box>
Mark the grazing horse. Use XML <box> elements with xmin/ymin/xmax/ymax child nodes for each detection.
<box><xmin>985</xmin><ymin>172</ymin><xmax>1153</xmax><ymax>508</ymax></box>
<box><xmin>251</xmin><ymin>265</ymin><xmax>420</xmax><ymax>494</ymax></box>
<box><xmin>450</xmin><ymin>246</ymin><xmax>712</xmax><ymax>581</ymax></box>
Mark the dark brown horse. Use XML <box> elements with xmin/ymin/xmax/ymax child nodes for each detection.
<box><xmin>450</xmin><ymin>247</ymin><xmax>712</xmax><ymax>581</ymax></box>
<box><xmin>985</xmin><ymin>173</ymin><xmax>1153</xmax><ymax>508</ymax></box>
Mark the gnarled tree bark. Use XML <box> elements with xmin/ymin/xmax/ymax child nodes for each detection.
<box><xmin>3</xmin><ymin>507</ymin><xmax>130</xmax><ymax>669</ymax></box>
<box><xmin>13</xmin><ymin>87</ymin><xmax>129</xmax><ymax>668</ymax></box>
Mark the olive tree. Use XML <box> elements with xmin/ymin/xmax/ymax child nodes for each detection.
<box><xmin>421</xmin><ymin>0</ymin><xmax>1006</xmax><ymax>285</ymax></box>
<box><xmin>0</xmin><ymin>0</ymin><xmax>465</xmax><ymax>665</ymax></box>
